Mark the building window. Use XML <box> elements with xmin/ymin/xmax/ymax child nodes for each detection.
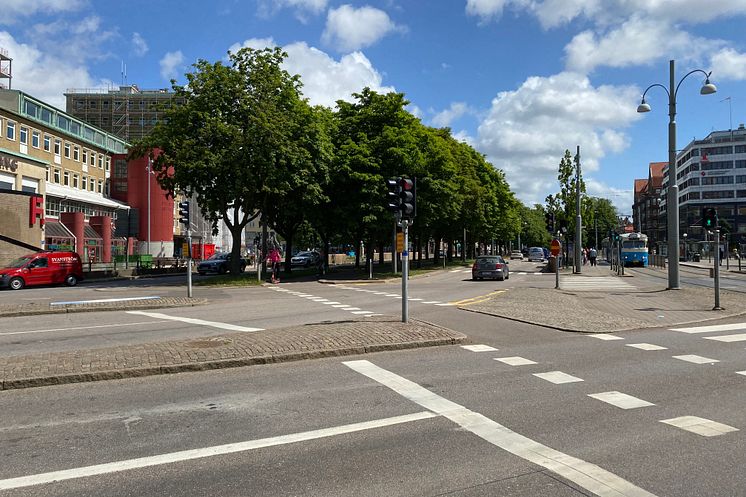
<box><xmin>43</xmin><ymin>135</ymin><xmax>51</xmax><ymax>152</ymax></box>
<box><xmin>98</xmin><ymin>155</ymin><xmax>103</xmax><ymax>168</ymax></box>
<box><xmin>19</xmin><ymin>126</ymin><xmax>27</xmax><ymax>144</ymax></box>
<box><xmin>90</xmin><ymin>152</ymin><xmax>95</xmax><ymax>166</ymax></box>
<box><xmin>98</xmin><ymin>179</ymin><xmax>103</xmax><ymax>194</ymax></box>
<box><xmin>32</xmin><ymin>130</ymin><xmax>40</xmax><ymax>148</ymax></box>
<box><xmin>73</xmin><ymin>146</ymin><xmax>80</xmax><ymax>161</ymax></box>
<box><xmin>736</xmin><ymin>145</ymin><xmax>746</xmax><ymax>154</ymax></box>
<box><xmin>73</xmin><ymin>174</ymin><xmax>79</xmax><ymax>189</ymax></box>
<box><xmin>0</xmin><ymin>172</ymin><xmax>14</xmax><ymax>190</ymax></box>
<box><xmin>702</xmin><ymin>146</ymin><xmax>733</xmax><ymax>156</ymax></box>
<box><xmin>82</xmin><ymin>149</ymin><xmax>87</xmax><ymax>163</ymax></box>
<box><xmin>701</xmin><ymin>161</ymin><xmax>733</xmax><ymax>171</ymax></box>
<box><xmin>82</xmin><ymin>175</ymin><xmax>87</xmax><ymax>189</ymax></box>
<box><xmin>6</xmin><ymin>121</ymin><xmax>15</xmax><ymax>140</ymax></box>
<box><xmin>105</xmin><ymin>157</ymin><xmax>110</xmax><ymax>172</ymax></box>
<box><xmin>89</xmin><ymin>177</ymin><xmax>95</xmax><ymax>191</ymax></box>
<box><xmin>738</xmin><ymin>190</ymin><xmax>746</xmax><ymax>198</ymax></box>
<box><xmin>63</xmin><ymin>142</ymin><xmax>69</xmax><ymax>158</ymax></box>
<box><xmin>21</xmin><ymin>177</ymin><xmax>39</xmax><ymax>193</ymax></box>
<box><xmin>702</xmin><ymin>190</ymin><xmax>734</xmax><ymax>199</ymax></box>
<box><xmin>54</xmin><ymin>169</ymin><xmax>60</xmax><ymax>183</ymax></box>
<box><xmin>737</xmin><ymin>175</ymin><xmax>746</xmax><ymax>183</ymax></box>
<box><xmin>63</xmin><ymin>171</ymin><xmax>70</xmax><ymax>186</ymax></box>
<box><xmin>702</xmin><ymin>176</ymin><xmax>734</xmax><ymax>185</ymax></box>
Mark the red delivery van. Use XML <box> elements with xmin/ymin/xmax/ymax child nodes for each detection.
<box><xmin>0</xmin><ymin>251</ymin><xmax>84</xmax><ymax>290</ymax></box>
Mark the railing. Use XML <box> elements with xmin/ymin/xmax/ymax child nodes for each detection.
<box><xmin>649</xmin><ymin>254</ymin><xmax>666</xmax><ymax>268</ymax></box>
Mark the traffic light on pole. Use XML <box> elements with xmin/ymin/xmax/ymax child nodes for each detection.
<box><xmin>386</xmin><ymin>177</ymin><xmax>401</xmax><ymax>214</ymax></box>
<box><xmin>703</xmin><ymin>208</ymin><xmax>718</xmax><ymax>229</ymax></box>
<box><xmin>545</xmin><ymin>212</ymin><xmax>554</xmax><ymax>233</ymax></box>
<box><xmin>399</xmin><ymin>177</ymin><xmax>416</xmax><ymax>219</ymax></box>
<box><xmin>178</xmin><ymin>200</ymin><xmax>190</xmax><ymax>227</ymax></box>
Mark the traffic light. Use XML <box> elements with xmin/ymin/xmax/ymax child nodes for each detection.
<box><xmin>178</xmin><ymin>200</ymin><xmax>190</xmax><ymax>227</ymax></box>
<box><xmin>399</xmin><ymin>177</ymin><xmax>416</xmax><ymax>219</ymax></box>
<box><xmin>544</xmin><ymin>212</ymin><xmax>554</xmax><ymax>233</ymax></box>
<box><xmin>703</xmin><ymin>208</ymin><xmax>718</xmax><ymax>229</ymax></box>
<box><xmin>386</xmin><ymin>178</ymin><xmax>401</xmax><ymax>213</ymax></box>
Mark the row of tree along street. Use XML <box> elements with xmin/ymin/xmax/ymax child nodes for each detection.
<box><xmin>133</xmin><ymin>47</ymin><xmax>620</xmax><ymax>275</ymax></box>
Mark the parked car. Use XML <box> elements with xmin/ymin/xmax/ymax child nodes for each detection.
<box><xmin>197</xmin><ymin>252</ymin><xmax>246</xmax><ymax>275</ymax></box>
<box><xmin>291</xmin><ymin>250</ymin><xmax>322</xmax><ymax>267</ymax></box>
<box><xmin>472</xmin><ymin>255</ymin><xmax>510</xmax><ymax>281</ymax></box>
<box><xmin>0</xmin><ymin>251</ymin><xmax>83</xmax><ymax>290</ymax></box>
<box><xmin>528</xmin><ymin>247</ymin><xmax>545</xmax><ymax>262</ymax></box>
<box><xmin>510</xmin><ymin>251</ymin><xmax>523</xmax><ymax>260</ymax></box>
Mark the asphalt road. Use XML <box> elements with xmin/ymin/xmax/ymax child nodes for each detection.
<box><xmin>2</xmin><ymin>261</ymin><xmax>746</xmax><ymax>496</ymax></box>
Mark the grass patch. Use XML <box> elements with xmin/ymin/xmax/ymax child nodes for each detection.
<box><xmin>194</xmin><ymin>273</ymin><xmax>265</xmax><ymax>287</ymax></box>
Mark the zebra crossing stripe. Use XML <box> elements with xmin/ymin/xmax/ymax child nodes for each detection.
<box><xmin>670</xmin><ymin>323</ymin><xmax>746</xmax><ymax>334</ymax></box>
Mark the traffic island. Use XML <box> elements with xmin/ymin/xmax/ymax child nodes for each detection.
<box><xmin>0</xmin><ymin>296</ymin><xmax>206</xmax><ymax>318</ymax></box>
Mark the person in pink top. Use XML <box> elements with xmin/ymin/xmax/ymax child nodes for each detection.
<box><xmin>267</xmin><ymin>245</ymin><xmax>282</xmax><ymax>283</ymax></box>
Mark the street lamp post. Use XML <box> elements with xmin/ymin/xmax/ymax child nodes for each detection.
<box><xmin>637</xmin><ymin>60</ymin><xmax>717</xmax><ymax>289</ymax></box>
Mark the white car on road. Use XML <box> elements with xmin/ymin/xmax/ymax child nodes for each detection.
<box><xmin>528</xmin><ymin>247</ymin><xmax>545</xmax><ymax>262</ymax></box>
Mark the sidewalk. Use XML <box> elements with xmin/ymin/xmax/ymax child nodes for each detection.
<box><xmin>463</xmin><ymin>261</ymin><xmax>746</xmax><ymax>333</ymax></box>
<box><xmin>0</xmin><ymin>317</ymin><xmax>465</xmax><ymax>391</ymax></box>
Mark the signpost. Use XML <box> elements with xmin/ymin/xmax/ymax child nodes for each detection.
<box><xmin>551</xmin><ymin>239</ymin><xmax>561</xmax><ymax>289</ymax></box>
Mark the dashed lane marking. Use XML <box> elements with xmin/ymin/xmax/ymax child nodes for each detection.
<box><xmin>587</xmin><ymin>391</ymin><xmax>655</xmax><ymax>410</ymax></box>
<box><xmin>626</xmin><ymin>343</ymin><xmax>668</xmax><ymax>351</ymax></box>
<box><xmin>126</xmin><ymin>311</ymin><xmax>263</xmax><ymax>332</ymax></box>
<box><xmin>344</xmin><ymin>360</ymin><xmax>657</xmax><ymax>497</ymax></box>
<box><xmin>461</xmin><ymin>344</ymin><xmax>498</xmax><ymax>352</ymax></box>
<box><xmin>332</xmin><ymin>304</ymin><xmax>351</xmax><ymax>308</ymax></box>
<box><xmin>736</xmin><ymin>371</ymin><xmax>746</xmax><ymax>377</ymax></box>
<box><xmin>670</xmin><ymin>323</ymin><xmax>746</xmax><ymax>334</ymax></box>
<box><xmin>435</xmin><ymin>303</ymin><xmax>457</xmax><ymax>306</ymax></box>
<box><xmin>0</xmin><ymin>411</ymin><xmax>437</xmax><ymax>491</ymax></box>
<box><xmin>494</xmin><ymin>356</ymin><xmax>537</xmax><ymax>366</ymax></box>
<box><xmin>533</xmin><ymin>371</ymin><xmax>584</xmax><ymax>384</ymax></box>
<box><xmin>660</xmin><ymin>416</ymin><xmax>739</xmax><ymax>437</ymax></box>
<box><xmin>704</xmin><ymin>333</ymin><xmax>746</xmax><ymax>342</ymax></box>
<box><xmin>422</xmin><ymin>301</ymin><xmax>441</xmax><ymax>304</ymax></box>
<box><xmin>588</xmin><ymin>334</ymin><xmax>624</xmax><ymax>341</ymax></box>
<box><xmin>351</xmin><ymin>311</ymin><xmax>375</xmax><ymax>315</ymax></box>
<box><xmin>673</xmin><ymin>354</ymin><xmax>719</xmax><ymax>364</ymax></box>
<box><xmin>321</xmin><ymin>302</ymin><xmax>341</xmax><ymax>305</ymax></box>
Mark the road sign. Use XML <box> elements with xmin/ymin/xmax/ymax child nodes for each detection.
<box><xmin>550</xmin><ymin>239</ymin><xmax>561</xmax><ymax>256</ymax></box>
<box><xmin>396</xmin><ymin>232</ymin><xmax>404</xmax><ymax>253</ymax></box>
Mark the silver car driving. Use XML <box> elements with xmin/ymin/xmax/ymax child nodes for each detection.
<box><xmin>471</xmin><ymin>255</ymin><xmax>510</xmax><ymax>281</ymax></box>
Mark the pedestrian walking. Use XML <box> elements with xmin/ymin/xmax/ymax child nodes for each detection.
<box><xmin>589</xmin><ymin>247</ymin><xmax>597</xmax><ymax>266</ymax></box>
<box><xmin>267</xmin><ymin>244</ymin><xmax>282</xmax><ymax>283</ymax></box>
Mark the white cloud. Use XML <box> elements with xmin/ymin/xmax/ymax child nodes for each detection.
<box><xmin>475</xmin><ymin>71</ymin><xmax>641</xmax><ymax>205</ymax></box>
<box><xmin>0</xmin><ymin>31</ymin><xmax>109</xmax><ymax>109</ymax></box>
<box><xmin>431</xmin><ymin>102</ymin><xmax>472</xmax><ymax>128</ymax></box>
<box><xmin>584</xmin><ymin>178</ymin><xmax>633</xmax><ymax>214</ymax></box>
<box><xmin>159</xmin><ymin>50</ymin><xmax>185</xmax><ymax>81</ymax></box>
<box><xmin>0</xmin><ymin>0</ymin><xmax>85</xmax><ymax>24</ymax></box>
<box><xmin>322</xmin><ymin>5</ymin><xmax>403</xmax><ymax>52</ymax></box>
<box><xmin>465</xmin><ymin>0</ymin><xmax>513</xmax><ymax>22</ymax></box>
<box><xmin>131</xmin><ymin>32</ymin><xmax>148</xmax><ymax>57</ymax></box>
<box><xmin>227</xmin><ymin>39</ymin><xmax>394</xmax><ymax>108</ymax></box>
<box><xmin>710</xmin><ymin>47</ymin><xmax>746</xmax><ymax>81</ymax></box>
<box><xmin>258</xmin><ymin>0</ymin><xmax>328</xmax><ymax>22</ymax></box>
<box><xmin>564</xmin><ymin>16</ymin><xmax>724</xmax><ymax>73</ymax></box>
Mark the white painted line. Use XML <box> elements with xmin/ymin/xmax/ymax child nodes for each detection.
<box><xmin>364</xmin><ymin>314</ymin><xmax>384</xmax><ymax>317</ymax></box>
<box><xmin>449</xmin><ymin>269</ymin><xmax>461</xmax><ymax>273</ymax></box>
<box><xmin>435</xmin><ymin>303</ymin><xmax>456</xmax><ymax>306</ymax></box>
<box><xmin>345</xmin><ymin>307</ymin><xmax>361</xmax><ymax>311</ymax></box>
<box><xmin>350</xmin><ymin>311</ymin><xmax>375</xmax><ymax>315</ymax></box>
<box><xmin>309</xmin><ymin>298</ymin><xmax>329</xmax><ymax>302</ymax></box>
<box><xmin>296</xmin><ymin>294</ymin><xmax>313</xmax><ymax>297</ymax></box>
<box><xmin>344</xmin><ymin>360</ymin><xmax>657</xmax><ymax>497</ymax></box>
<box><xmin>670</xmin><ymin>323</ymin><xmax>746</xmax><ymax>334</ymax></box>
<box><xmin>321</xmin><ymin>302</ymin><xmax>341</xmax><ymax>305</ymax></box>
<box><xmin>517</xmin><ymin>272</ymin><xmax>527</xmax><ymax>275</ymax></box>
<box><xmin>626</xmin><ymin>343</ymin><xmax>668</xmax><ymax>351</ymax></box>
<box><xmin>673</xmin><ymin>354</ymin><xmax>719</xmax><ymax>364</ymax></box>
<box><xmin>587</xmin><ymin>391</ymin><xmax>655</xmax><ymax>410</ymax></box>
<box><xmin>461</xmin><ymin>344</ymin><xmax>498</xmax><ymax>352</ymax></box>
<box><xmin>704</xmin><ymin>333</ymin><xmax>746</xmax><ymax>342</ymax></box>
<box><xmin>0</xmin><ymin>321</ymin><xmax>162</xmax><ymax>337</ymax></box>
<box><xmin>373</xmin><ymin>292</ymin><xmax>387</xmax><ymax>295</ymax></box>
<box><xmin>588</xmin><ymin>334</ymin><xmax>624</xmax><ymax>341</ymax></box>
<box><xmin>533</xmin><ymin>371</ymin><xmax>584</xmax><ymax>384</ymax></box>
<box><xmin>408</xmin><ymin>298</ymin><xmax>423</xmax><ymax>301</ymax></box>
<box><xmin>737</xmin><ymin>371</ymin><xmax>746</xmax><ymax>376</ymax></box>
<box><xmin>331</xmin><ymin>304</ymin><xmax>351</xmax><ymax>308</ymax></box>
<box><xmin>395</xmin><ymin>296</ymin><xmax>403</xmax><ymax>299</ymax></box>
<box><xmin>51</xmin><ymin>296</ymin><xmax>161</xmax><ymax>306</ymax></box>
<box><xmin>385</xmin><ymin>294</ymin><xmax>399</xmax><ymax>297</ymax></box>
<box><xmin>660</xmin><ymin>416</ymin><xmax>739</xmax><ymax>437</ymax></box>
<box><xmin>126</xmin><ymin>311</ymin><xmax>263</xmax><ymax>332</ymax></box>
<box><xmin>0</xmin><ymin>411</ymin><xmax>437</xmax><ymax>491</ymax></box>
<box><xmin>422</xmin><ymin>301</ymin><xmax>441</xmax><ymax>304</ymax></box>
<box><xmin>494</xmin><ymin>357</ymin><xmax>537</xmax><ymax>366</ymax></box>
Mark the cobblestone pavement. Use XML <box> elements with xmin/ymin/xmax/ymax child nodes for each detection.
<box><xmin>0</xmin><ymin>317</ymin><xmax>465</xmax><ymax>391</ymax></box>
<box><xmin>463</xmin><ymin>263</ymin><xmax>746</xmax><ymax>332</ymax></box>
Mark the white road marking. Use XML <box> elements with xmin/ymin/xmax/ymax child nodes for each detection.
<box><xmin>533</xmin><ymin>371</ymin><xmax>584</xmax><ymax>384</ymax></box>
<box><xmin>587</xmin><ymin>391</ymin><xmax>655</xmax><ymax>410</ymax></box>
<box><xmin>560</xmin><ymin>277</ymin><xmax>635</xmax><ymax>291</ymax></box>
<box><xmin>408</xmin><ymin>298</ymin><xmax>423</xmax><ymax>301</ymax></box>
<box><xmin>494</xmin><ymin>356</ymin><xmax>537</xmax><ymax>366</ymax></box>
<box><xmin>321</xmin><ymin>302</ymin><xmax>341</xmax><ymax>305</ymax></box>
<box><xmin>364</xmin><ymin>314</ymin><xmax>384</xmax><ymax>317</ymax></box>
<box><xmin>660</xmin><ymin>416</ymin><xmax>739</xmax><ymax>437</ymax></box>
<box><xmin>50</xmin><ymin>296</ymin><xmax>161</xmax><ymax>306</ymax></box>
<box><xmin>345</xmin><ymin>307</ymin><xmax>361</xmax><ymax>311</ymax></box>
<box><xmin>373</xmin><ymin>292</ymin><xmax>387</xmax><ymax>295</ymax></box>
<box><xmin>125</xmin><ymin>311</ymin><xmax>263</xmax><ymax>332</ymax></box>
<box><xmin>517</xmin><ymin>272</ymin><xmax>527</xmax><ymax>275</ymax></box>
<box><xmin>670</xmin><ymin>323</ymin><xmax>746</xmax><ymax>334</ymax></box>
<box><xmin>588</xmin><ymin>334</ymin><xmax>624</xmax><ymax>341</ymax></box>
<box><xmin>350</xmin><ymin>311</ymin><xmax>375</xmax><ymax>315</ymax></box>
<box><xmin>449</xmin><ymin>269</ymin><xmax>461</xmax><ymax>273</ymax></box>
<box><xmin>626</xmin><ymin>343</ymin><xmax>668</xmax><ymax>351</ymax></box>
<box><xmin>704</xmin><ymin>333</ymin><xmax>746</xmax><ymax>342</ymax></box>
<box><xmin>309</xmin><ymin>298</ymin><xmax>329</xmax><ymax>302</ymax></box>
<box><xmin>673</xmin><ymin>354</ymin><xmax>719</xmax><ymax>364</ymax></box>
<box><xmin>422</xmin><ymin>301</ymin><xmax>441</xmax><ymax>304</ymax></box>
<box><xmin>296</xmin><ymin>294</ymin><xmax>313</xmax><ymax>297</ymax></box>
<box><xmin>332</xmin><ymin>304</ymin><xmax>351</xmax><ymax>308</ymax></box>
<box><xmin>737</xmin><ymin>371</ymin><xmax>746</xmax><ymax>377</ymax></box>
<box><xmin>0</xmin><ymin>321</ymin><xmax>163</xmax><ymax>337</ymax></box>
<box><xmin>461</xmin><ymin>344</ymin><xmax>498</xmax><ymax>352</ymax></box>
<box><xmin>385</xmin><ymin>294</ymin><xmax>399</xmax><ymax>297</ymax></box>
<box><xmin>435</xmin><ymin>303</ymin><xmax>456</xmax><ymax>306</ymax></box>
<box><xmin>0</xmin><ymin>411</ymin><xmax>436</xmax><ymax>491</ymax></box>
<box><xmin>344</xmin><ymin>360</ymin><xmax>657</xmax><ymax>497</ymax></box>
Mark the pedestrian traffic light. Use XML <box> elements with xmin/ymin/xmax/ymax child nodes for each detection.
<box><xmin>386</xmin><ymin>178</ymin><xmax>401</xmax><ymax>214</ymax></box>
<box><xmin>545</xmin><ymin>212</ymin><xmax>554</xmax><ymax>233</ymax></box>
<box><xmin>703</xmin><ymin>208</ymin><xmax>718</xmax><ymax>229</ymax></box>
<box><xmin>399</xmin><ymin>177</ymin><xmax>416</xmax><ymax>219</ymax></box>
<box><xmin>178</xmin><ymin>200</ymin><xmax>190</xmax><ymax>227</ymax></box>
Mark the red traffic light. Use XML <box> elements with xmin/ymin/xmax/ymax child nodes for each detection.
<box><xmin>399</xmin><ymin>178</ymin><xmax>414</xmax><ymax>191</ymax></box>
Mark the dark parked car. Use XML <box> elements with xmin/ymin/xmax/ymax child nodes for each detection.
<box><xmin>471</xmin><ymin>255</ymin><xmax>510</xmax><ymax>281</ymax></box>
<box><xmin>291</xmin><ymin>251</ymin><xmax>322</xmax><ymax>267</ymax></box>
<box><xmin>197</xmin><ymin>253</ymin><xmax>246</xmax><ymax>275</ymax></box>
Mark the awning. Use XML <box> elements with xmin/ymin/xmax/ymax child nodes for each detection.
<box><xmin>45</xmin><ymin>221</ymin><xmax>73</xmax><ymax>238</ymax></box>
<box><xmin>83</xmin><ymin>225</ymin><xmax>102</xmax><ymax>240</ymax></box>
<box><xmin>46</xmin><ymin>183</ymin><xmax>130</xmax><ymax>210</ymax></box>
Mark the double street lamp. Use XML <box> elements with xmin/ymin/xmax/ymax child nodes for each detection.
<box><xmin>637</xmin><ymin>59</ymin><xmax>717</xmax><ymax>289</ymax></box>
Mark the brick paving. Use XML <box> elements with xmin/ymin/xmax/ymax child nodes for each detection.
<box><xmin>0</xmin><ymin>296</ymin><xmax>206</xmax><ymax>317</ymax></box>
<box><xmin>0</xmin><ymin>317</ymin><xmax>465</xmax><ymax>391</ymax></box>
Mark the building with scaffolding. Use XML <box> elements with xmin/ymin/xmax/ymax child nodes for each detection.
<box><xmin>0</xmin><ymin>47</ymin><xmax>11</xmax><ymax>89</ymax></box>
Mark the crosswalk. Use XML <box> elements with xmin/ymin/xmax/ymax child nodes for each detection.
<box><xmin>559</xmin><ymin>276</ymin><xmax>634</xmax><ymax>291</ymax></box>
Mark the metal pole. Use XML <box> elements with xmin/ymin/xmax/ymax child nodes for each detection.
<box><xmin>368</xmin><ymin>254</ymin><xmax>373</xmax><ymax>279</ymax></box>
<box><xmin>186</xmin><ymin>227</ymin><xmax>193</xmax><ymax>298</ymax></box>
<box><xmin>667</xmin><ymin>59</ymin><xmax>681</xmax><ymax>289</ymax></box>
<box><xmin>725</xmin><ymin>234</ymin><xmax>730</xmax><ymax>270</ymax></box>
<box><xmin>393</xmin><ymin>221</ymin><xmax>397</xmax><ymax>274</ymax></box>
<box><xmin>555</xmin><ymin>254</ymin><xmax>560</xmax><ymax>290</ymax></box>
<box><xmin>595</xmin><ymin>217</ymin><xmax>598</xmax><ymax>249</ymax></box>
<box><xmin>402</xmin><ymin>220</ymin><xmax>409</xmax><ymax>323</ymax></box>
<box><xmin>147</xmin><ymin>157</ymin><xmax>151</xmax><ymax>257</ymax></box>
<box><xmin>714</xmin><ymin>229</ymin><xmax>722</xmax><ymax>310</ymax></box>
<box><xmin>575</xmin><ymin>145</ymin><xmax>582</xmax><ymax>274</ymax></box>
<box><xmin>462</xmin><ymin>227</ymin><xmax>466</xmax><ymax>262</ymax></box>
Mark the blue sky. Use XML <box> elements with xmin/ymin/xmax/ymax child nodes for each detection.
<box><xmin>3</xmin><ymin>0</ymin><xmax>746</xmax><ymax>215</ymax></box>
